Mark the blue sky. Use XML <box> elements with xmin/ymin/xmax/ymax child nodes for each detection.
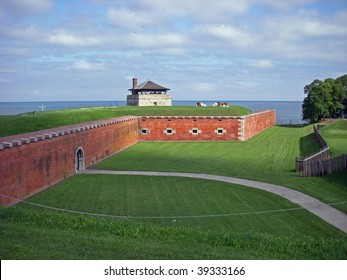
<box><xmin>0</xmin><ymin>0</ymin><xmax>346</xmax><ymax>102</ymax></box>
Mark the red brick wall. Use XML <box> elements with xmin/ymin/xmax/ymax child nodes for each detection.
<box><xmin>242</xmin><ymin>110</ymin><xmax>276</xmax><ymax>140</ymax></box>
<box><xmin>139</xmin><ymin>116</ymin><xmax>241</xmax><ymax>141</ymax></box>
<box><xmin>0</xmin><ymin>117</ymin><xmax>138</xmax><ymax>206</ymax></box>
<box><xmin>0</xmin><ymin>110</ymin><xmax>275</xmax><ymax>206</ymax></box>
<box><xmin>138</xmin><ymin>110</ymin><xmax>275</xmax><ymax>141</ymax></box>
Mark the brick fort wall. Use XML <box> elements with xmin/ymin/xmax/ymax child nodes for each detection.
<box><xmin>0</xmin><ymin>110</ymin><xmax>274</xmax><ymax>206</ymax></box>
<box><xmin>139</xmin><ymin>110</ymin><xmax>275</xmax><ymax>141</ymax></box>
<box><xmin>240</xmin><ymin>110</ymin><xmax>276</xmax><ymax>141</ymax></box>
<box><xmin>0</xmin><ymin>117</ymin><xmax>138</xmax><ymax>206</ymax></box>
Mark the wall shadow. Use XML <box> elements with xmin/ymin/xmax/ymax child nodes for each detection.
<box><xmin>299</xmin><ymin>133</ymin><xmax>320</xmax><ymax>157</ymax></box>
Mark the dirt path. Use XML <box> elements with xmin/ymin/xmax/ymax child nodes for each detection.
<box><xmin>80</xmin><ymin>169</ymin><xmax>347</xmax><ymax>234</ymax></box>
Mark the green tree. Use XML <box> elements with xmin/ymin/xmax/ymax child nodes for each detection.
<box><xmin>335</xmin><ymin>74</ymin><xmax>347</xmax><ymax>116</ymax></box>
<box><xmin>302</xmin><ymin>75</ymin><xmax>347</xmax><ymax>123</ymax></box>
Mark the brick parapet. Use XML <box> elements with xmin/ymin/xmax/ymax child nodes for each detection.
<box><xmin>0</xmin><ymin>116</ymin><xmax>139</xmax><ymax>206</ymax></box>
<box><xmin>0</xmin><ymin>116</ymin><xmax>137</xmax><ymax>150</ymax></box>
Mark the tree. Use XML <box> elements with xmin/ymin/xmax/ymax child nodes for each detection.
<box><xmin>302</xmin><ymin>75</ymin><xmax>347</xmax><ymax>123</ymax></box>
<box><xmin>336</xmin><ymin>74</ymin><xmax>347</xmax><ymax>116</ymax></box>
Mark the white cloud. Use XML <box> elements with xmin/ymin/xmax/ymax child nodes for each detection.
<box><xmin>46</xmin><ymin>29</ymin><xmax>102</xmax><ymax>47</ymax></box>
<box><xmin>71</xmin><ymin>60</ymin><xmax>105</xmax><ymax>71</ymax></box>
<box><xmin>107</xmin><ymin>7</ymin><xmax>155</xmax><ymax>30</ymax></box>
<box><xmin>260</xmin><ymin>0</ymin><xmax>316</xmax><ymax>11</ymax></box>
<box><xmin>247</xmin><ymin>59</ymin><xmax>274</xmax><ymax>68</ymax></box>
<box><xmin>6</xmin><ymin>25</ymin><xmax>40</xmax><ymax>40</ymax></box>
<box><xmin>141</xmin><ymin>0</ymin><xmax>251</xmax><ymax>21</ymax></box>
<box><xmin>190</xmin><ymin>82</ymin><xmax>217</xmax><ymax>92</ymax></box>
<box><xmin>264</xmin><ymin>10</ymin><xmax>347</xmax><ymax>41</ymax></box>
<box><xmin>202</xmin><ymin>24</ymin><xmax>257</xmax><ymax>48</ymax></box>
<box><xmin>128</xmin><ymin>32</ymin><xmax>187</xmax><ymax>49</ymax></box>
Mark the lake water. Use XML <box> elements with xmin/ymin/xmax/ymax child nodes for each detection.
<box><xmin>0</xmin><ymin>100</ymin><xmax>303</xmax><ymax>124</ymax></box>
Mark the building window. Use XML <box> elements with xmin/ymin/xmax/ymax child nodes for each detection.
<box><xmin>141</xmin><ymin>128</ymin><xmax>150</xmax><ymax>134</ymax></box>
<box><xmin>189</xmin><ymin>128</ymin><xmax>201</xmax><ymax>135</ymax></box>
<box><xmin>214</xmin><ymin>128</ymin><xmax>227</xmax><ymax>135</ymax></box>
<box><xmin>164</xmin><ymin>128</ymin><xmax>175</xmax><ymax>135</ymax></box>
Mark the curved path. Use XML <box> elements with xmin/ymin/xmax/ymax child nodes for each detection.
<box><xmin>80</xmin><ymin>169</ymin><xmax>347</xmax><ymax>234</ymax></box>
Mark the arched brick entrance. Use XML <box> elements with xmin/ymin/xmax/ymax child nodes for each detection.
<box><xmin>75</xmin><ymin>147</ymin><xmax>85</xmax><ymax>172</ymax></box>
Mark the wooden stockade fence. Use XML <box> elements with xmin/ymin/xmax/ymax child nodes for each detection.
<box><xmin>296</xmin><ymin>125</ymin><xmax>347</xmax><ymax>177</ymax></box>
<box><xmin>299</xmin><ymin>153</ymin><xmax>347</xmax><ymax>177</ymax></box>
<box><xmin>296</xmin><ymin>147</ymin><xmax>330</xmax><ymax>173</ymax></box>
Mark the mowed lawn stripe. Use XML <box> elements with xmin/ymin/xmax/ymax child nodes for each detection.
<box><xmin>25</xmin><ymin>174</ymin><xmax>344</xmax><ymax>238</ymax></box>
<box><xmin>94</xmin><ymin>125</ymin><xmax>347</xmax><ymax>212</ymax></box>
<box><xmin>320</xmin><ymin>120</ymin><xmax>347</xmax><ymax>156</ymax></box>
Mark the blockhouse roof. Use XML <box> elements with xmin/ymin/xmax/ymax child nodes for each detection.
<box><xmin>128</xmin><ymin>80</ymin><xmax>170</xmax><ymax>93</ymax></box>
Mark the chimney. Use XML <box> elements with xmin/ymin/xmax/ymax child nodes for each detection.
<box><xmin>132</xmin><ymin>78</ymin><xmax>138</xmax><ymax>95</ymax></box>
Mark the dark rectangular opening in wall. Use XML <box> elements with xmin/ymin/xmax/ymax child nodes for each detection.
<box><xmin>217</xmin><ymin>129</ymin><xmax>224</xmax><ymax>134</ymax></box>
<box><xmin>167</xmin><ymin>129</ymin><xmax>172</xmax><ymax>134</ymax></box>
<box><xmin>141</xmin><ymin>128</ymin><xmax>149</xmax><ymax>134</ymax></box>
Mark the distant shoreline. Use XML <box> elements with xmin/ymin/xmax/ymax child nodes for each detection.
<box><xmin>0</xmin><ymin>100</ymin><xmax>304</xmax><ymax>124</ymax></box>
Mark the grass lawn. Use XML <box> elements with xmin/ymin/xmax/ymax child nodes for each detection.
<box><xmin>1</xmin><ymin>109</ymin><xmax>347</xmax><ymax>259</ymax></box>
<box><xmin>1</xmin><ymin>174</ymin><xmax>346</xmax><ymax>259</ymax></box>
<box><xmin>94</xmin><ymin>125</ymin><xmax>347</xmax><ymax>213</ymax></box>
<box><xmin>320</xmin><ymin>120</ymin><xmax>347</xmax><ymax>156</ymax></box>
<box><xmin>22</xmin><ymin>174</ymin><xmax>339</xmax><ymax>237</ymax></box>
<box><xmin>0</xmin><ymin>106</ymin><xmax>251</xmax><ymax>137</ymax></box>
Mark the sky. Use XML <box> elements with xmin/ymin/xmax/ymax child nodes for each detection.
<box><xmin>0</xmin><ymin>0</ymin><xmax>346</xmax><ymax>102</ymax></box>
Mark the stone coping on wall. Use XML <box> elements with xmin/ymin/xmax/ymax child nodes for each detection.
<box><xmin>0</xmin><ymin>116</ymin><xmax>138</xmax><ymax>150</ymax></box>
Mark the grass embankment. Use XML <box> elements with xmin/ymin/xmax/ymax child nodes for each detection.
<box><xmin>320</xmin><ymin>120</ymin><xmax>347</xmax><ymax>156</ymax></box>
<box><xmin>1</xmin><ymin>205</ymin><xmax>346</xmax><ymax>259</ymax></box>
<box><xmin>95</xmin><ymin>125</ymin><xmax>347</xmax><ymax>213</ymax></box>
<box><xmin>21</xmin><ymin>175</ymin><xmax>338</xmax><ymax>237</ymax></box>
<box><xmin>0</xmin><ymin>106</ymin><xmax>251</xmax><ymax>137</ymax></box>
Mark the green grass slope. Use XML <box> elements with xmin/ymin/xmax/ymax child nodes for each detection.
<box><xmin>22</xmin><ymin>174</ymin><xmax>340</xmax><ymax>237</ymax></box>
<box><xmin>320</xmin><ymin>120</ymin><xmax>347</xmax><ymax>156</ymax></box>
<box><xmin>1</xmin><ymin>206</ymin><xmax>346</xmax><ymax>260</ymax></box>
<box><xmin>95</xmin><ymin>125</ymin><xmax>347</xmax><ymax>213</ymax></box>
<box><xmin>1</xmin><ymin>174</ymin><xmax>346</xmax><ymax>259</ymax></box>
<box><xmin>0</xmin><ymin>106</ymin><xmax>251</xmax><ymax>137</ymax></box>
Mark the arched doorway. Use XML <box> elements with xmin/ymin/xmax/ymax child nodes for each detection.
<box><xmin>75</xmin><ymin>147</ymin><xmax>85</xmax><ymax>172</ymax></box>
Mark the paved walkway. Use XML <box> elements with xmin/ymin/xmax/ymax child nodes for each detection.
<box><xmin>80</xmin><ymin>169</ymin><xmax>347</xmax><ymax>234</ymax></box>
